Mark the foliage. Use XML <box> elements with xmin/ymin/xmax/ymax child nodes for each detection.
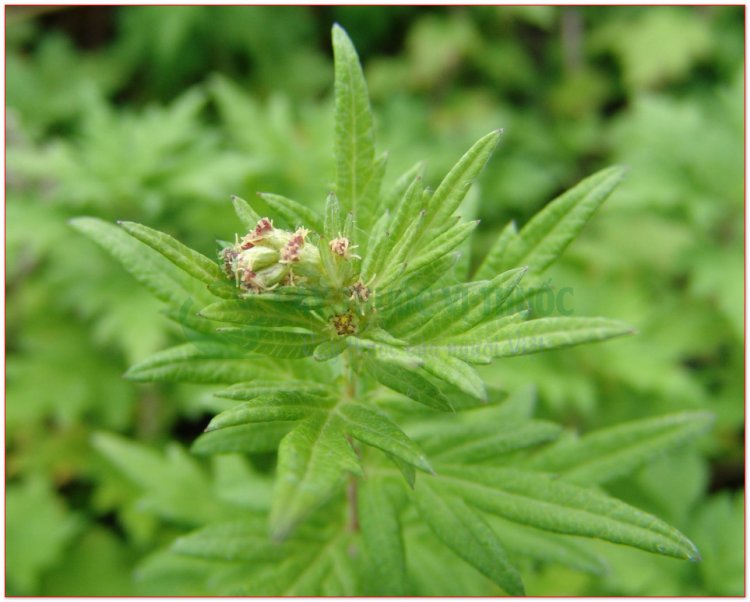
<box><xmin>6</xmin><ymin>6</ymin><xmax>742</xmax><ymax>596</ymax></box>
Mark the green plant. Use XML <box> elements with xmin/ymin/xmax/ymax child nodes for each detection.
<box><xmin>70</xmin><ymin>25</ymin><xmax>711</xmax><ymax>596</ymax></box>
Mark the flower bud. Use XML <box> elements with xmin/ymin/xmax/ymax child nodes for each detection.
<box><xmin>237</xmin><ymin>246</ymin><xmax>279</xmax><ymax>272</ymax></box>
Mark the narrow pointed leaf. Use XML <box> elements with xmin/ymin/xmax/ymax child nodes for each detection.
<box><xmin>365</xmin><ymin>356</ymin><xmax>452</xmax><ymax>411</ymax></box>
<box><xmin>414</xmin><ymin>480</ymin><xmax>525</xmax><ymax>596</ymax></box>
<box><xmin>337</xmin><ymin>402</ymin><xmax>433</xmax><ymax>473</ymax></box>
<box><xmin>401</xmin><ymin>220</ymin><xmax>479</xmax><ymax>282</ymax></box>
<box><xmin>525</xmin><ymin>411</ymin><xmax>714</xmax><ymax>485</ymax></box>
<box><xmin>218</xmin><ymin>327</ymin><xmax>324</xmax><ymax>359</ymax></box>
<box><xmin>324</xmin><ymin>192</ymin><xmax>343</xmax><ymax>239</ymax></box>
<box><xmin>332</xmin><ymin>24</ymin><xmax>375</xmax><ymax>228</ymax></box>
<box><xmin>425</xmin><ymin>130</ymin><xmax>502</xmax><ymax>227</ymax></box>
<box><xmin>271</xmin><ymin>413</ymin><xmax>362</xmax><ymax>539</ymax></box>
<box><xmin>419</xmin><ymin>353</ymin><xmax>487</xmax><ymax>401</ymax></box>
<box><xmin>359</xmin><ymin>477</ymin><xmax>409</xmax><ymax>595</ymax></box>
<box><xmin>193</xmin><ymin>422</ymin><xmax>297</xmax><ymax>455</ymax></box>
<box><xmin>474</xmin><ymin>221</ymin><xmax>518</xmax><ymax>281</ymax></box>
<box><xmin>437</xmin><ymin>466</ymin><xmax>701</xmax><ymax>560</ymax></box>
<box><xmin>119</xmin><ymin>221</ymin><xmax>224</xmax><ymax>285</ymax></box>
<box><xmin>501</xmin><ymin>166</ymin><xmax>626</xmax><ymax>276</ymax></box>
<box><xmin>232</xmin><ymin>194</ymin><xmax>261</xmax><ymax>230</ymax></box>
<box><xmin>257</xmin><ymin>192</ymin><xmax>323</xmax><ymax>232</ymax></box>
<box><xmin>199</xmin><ymin>299</ymin><xmax>318</xmax><ymax>329</ymax></box>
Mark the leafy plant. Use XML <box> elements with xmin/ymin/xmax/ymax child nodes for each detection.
<box><xmin>70</xmin><ymin>25</ymin><xmax>712</xmax><ymax>596</ymax></box>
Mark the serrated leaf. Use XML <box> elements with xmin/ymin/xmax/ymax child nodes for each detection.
<box><xmin>337</xmin><ymin>402</ymin><xmax>432</xmax><ymax>473</ymax></box>
<box><xmin>172</xmin><ymin>519</ymin><xmax>292</xmax><ymax>562</ymax></box>
<box><xmin>501</xmin><ymin>166</ymin><xmax>626</xmax><ymax>276</ymax></box>
<box><xmin>399</xmin><ymin>219</ymin><xmax>479</xmax><ymax>283</ymax></box>
<box><xmin>192</xmin><ymin>422</ymin><xmax>297</xmax><ymax>455</ymax></box>
<box><xmin>411</xmin><ymin>267</ymin><xmax>527</xmax><ymax>342</ymax></box>
<box><xmin>425</xmin><ymin>130</ymin><xmax>502</xmax><ymax>228</ymax></box>
<box><xmin>442</xmin><ymin>316</ymin><xmax>633</xmax><ymax>359</ymax></box>
<box><xmin>360</xmin><ymin>209</ymin><xmax>391</xmax><ymax>282</ymax></box>
<box><xmin>474</xmin><ymin>221</ymin><xmax>518</xmax><ymax>281</ymax></box>
<box><xmin>218</xmin><ymin>327</ymin><xmax>324</xmax><ymax>359</ymax></box>
<box><xmin>358</xmin><ymin>478</ymin><xmax>409</xmax><ymax>595</ymax></box>
<box><xmin>365</xmin><ymin>356</ymin><xmax>451</xmax><ymax>411</ymax></box>
<box><xmin>418</xmin><ymin>353</ymin><xmax>487</xmax><ymax>401</ymax></box>
<box><xmin>118</xmin><ymin>221</ymin><xmax>224</xmax><ymax>285</ymax></box>
<box><xmin>437</xmin><ymin>465</ymin><xmax>700</xmax><ymax>560</ymax></box>
<box><xmin>199</xmin><ymin>299</ymin><xmax>318</xmax><ymax>329</ymax></box>
<box><xmin>205</xmin><ymin>402</ymin><xmax>319</xmax><ymax>432</ymax></box>
<box><xmin>70</xmin><ymin>217</ymin><xmax>210</xmax><ymax>307</ymax></box>
<box><xmin>257</xmin><ymin>192</ymin><xmax>324</xmax><ymax>232</ymax></box>
<box><xmin>383</xmin><ymin>175</ymin><xmax>424</xmax><ymax>259</ymax></box>
<box><xmin>382</xmin><ymin>161</ymin><xmax>425</xmax><ymax>211</ymax></box>
<box><xmin>231</xmin><ymin>195</ymin><xmax>261</xmax><ymax>230</ymax></box>
<box><xmin>377</xmin><ymin>210</ymin><xmax>426</xmax><ymax>289</ymax></box>
<box><xmin>525</xmin><ymin>411</ymin><xmax>714</xmax><ymax>485</ymax></box>
<box><xmin>332</xmin><ymin>24</ymin><xmax>376</xmax><ymax>231</ymax></box>
<box><xmin>271</xmin><ymin>413</ymin><xmax>362</xmax><ymax>539</ymax></box>
<box><xmin>414</xmin><ymin>480</ymin><xmax>524</xmax><ymax>596</ymax></box>
<box><xmin>125</xmin><ymin>342</ymin><xmax>275</xmax><ymax>384</ymax></box>
<box><xmin>215</xmin><ymin>380</ymin><xmax>330</xmax><ymax>401</ymax></box>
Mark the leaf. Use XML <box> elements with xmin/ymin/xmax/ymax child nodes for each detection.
<box><xmin>314</xmin><ymin>339</ymin><xmax>348</xmax><ymax>361</ymax></box>
<box><xmin>360</xmin><ymin>209</ymin><xmax>391</xmax><ymax>282</ymax></box>
<box><xmin>271</xmin><ymin>412</ymin><xmax>362</xmax><ymax>539</ymax></box>
<box><xmin>418</xmin><ymin>353</ymin><xmax>487</xmax><ymax>401</ymax></box>
<box><xmin>377</xmin><ymin>210</ymin><xmax>426</xmax><ymax>289</ymax></box>
<box><xmin>365</xmin><ymin>356</ymin><xmax>452</xmax><ymax>411</ymax></box>
<box><xmin>231</xmin><ymin>194</ymin><xmax>261</xmax><ymax>230</ymax></box>
<box><xmin>385</xmin><ymin>174</ymin><xmax>425</xmax><ymax>260</ymax></box>
<box><xmin>125</xmin><ymin>342</ymin><xmax>274</xmax><ymax>383</ymax></box>
<box><xmin>425</xmin><ymin>130</ymin><xmax>502</xmax><ymax>228</ymax></box>
<box><xmin>332</xmin><ymin>24</ymin><xmax>376</xmax><ymax>231</ymax></box>
<box><xmin>336</xmin><ymin>402</ymin><xmax>433</xmax><ymax>473</ymax></box>
<box><xmin>358</xmin><ymin>478</ymin><xmax>409</xmax><ymax>595</ymax></box>
<box><xmin>411</xmin><ymin>267</ymin><xmax>527</xmax><ymax>341</ymax></box>
<box><xmin>474</xmin><ymin>221</ymin><xmax>518</xmax><ymax>281</ymax></box>
<box><xmin>70</xmin><ymin>217</ymin><xmax>210</xmax><ymax>307</ymax></box>
<box><xmin>441</xmin><ymin>316</ymin><xmax>634</xmax><ymax>359</ymax></box>
<box><xmin>172</xmin><ymin>519</ymin><xmax>292</xmax><ymax>562</ymax></box>
<box><xmin>199</xmin><ymin>299</ymin><xmax>318</xmax><ymax>329</ymax></box>
<box><xmin>257</xmin><ymin>192</ymin><xmax>324</xmax><ymax>232</ymax></box>
<box><xmin>217</xmin><ymin>326</ymin><xmax>325</xmax><ymax>359</ymax></box>
<box><xmin>192</xmin><ymin>422</ymin><xmax>297</xmax><ymax>456</ymax></box>
<box><xmin>524</xmin><ymin>411</ymin><xmax>714</xmax><ymax>485</ymax></box>
<box><xmin>118</xmin><ymin>221</ymin><xmax>224</xmax><ymax>285</ymax></box>
<box><xmin>401</xmin><ymin>220</ymin><xmax>479</xmax><ymax>282</ymax></box>
<box><xmin>323</xmin><ymin>192</ymin><xmax>343</xmax><ymax>239</ymax></box>
<box><xmin>216</xmin><ymin>380</ymin><xmax>330</xmax><ymax>401</ymax></box>
<box><xmin>500</xmin><ymin>166</ymin><xmax>626</xmax><ymax>276</ymax></box>
<box><xmin>413</xmin><ymin>479</ymin><xmax>524</xmax><ymax>595</ymax></box>
<box><xmin>437</xmin><ymin>465</ymin><xmax>701</xmax><ymax>560</ymax></box>
<box><xmin>205</xmin><ymin>402</ymin><xmax>320</xmax><ymax>432</ymax></box>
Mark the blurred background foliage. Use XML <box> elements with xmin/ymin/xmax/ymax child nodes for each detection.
<box><xmin>6</xmin><ymin>5</ymin><xmax>743</xmax><ymax>596</ymax></box>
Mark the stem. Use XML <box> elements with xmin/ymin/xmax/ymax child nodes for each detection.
<box><xmin>343</xmin><ymin>349</ymin><xmax>360</xmax><ymax>532</ymax></box>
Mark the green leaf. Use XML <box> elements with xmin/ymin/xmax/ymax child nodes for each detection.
<box><xmin>360</xmin><ymin>209</ymin><xmax>391</xmax><ymax>282</ymax></box>
<box><xmin>172</xmin><ymin>519</ymin><xmax>292</xmax><ymax>562</ymax></box>
<box><xmin>314</xmin><ymin>339</ymin><xmax>348</xmax><ymax>361</ymax></box>
<box><xmin>257</xmin><ymin>192</ymin><xmax>324</xmax><ymax>232</ymax></box>
<box><xmin>474</xmin><ymin>221</ymin><xmax>518</xmax><ymax>281</ymax></box>
<box><xmin>425</xmin><ymin>130</ymin><xmax>502</xmax><ymax>228</ymax></box>
<box><xmin>441</xmin><ymin>316</ymin><xmax>634</xmax><ymax>359</ymax></box>
<box><xmin>500</xmin><ymin>166</ymin><xmax>626</xmax><ymax>276</ymax></box>
<box><xmin>231</xmin><ymin>194</ymin><xmax>261</xmax><ymax>230</ymax></box>
<box><xmin>377</xmin><ymin>210</ymin><xmax>426</xmax><ymax>289</ymax></box>
<box><xmin>365</xmin><ymin>356</ymin><xmax>452</xmax><ymax>411</ymax></box>
<box><xmin>332</xmin><ymin>24</ymin><xmax>376</xmax><ymax>231</ymax></box>
<box><xmin>70</xmin><ymin>217</ymin><xmax>210</xmax><ymax>307</ymax></box>
<box><xmin>193</xmin><ymin>422</ymin><xmax>297</xmax><ymax>456</ymax></box>
<box><xmin>216</xmin><ymin>380</ymin><xmax>330</xmax><ymax>401</ymax></box>
<box><xmin>323</xmin><ymin>192</ymin><xmax>343</xmax><ymax>239</ymax></box>
<box><xmin>118</xmin><ymin>221</ymin><xmax>224</xmax><ymax>285</ymax></box>
<box><xmin>524</xmin><ymin>411</ymin><xmax>714</xmax><ymax>485</ymax></box>
<box><xmin>401</xmin><ymin>220</ymin><xmax>479</xmax><ymax>282</ymax></box>
<box><xmin>336</xmin><ymin>402</ymin><xmax>432</xmax><ymax>473</ymax></box>
<box><xmin>271</xmin><ymin>412</ymin><xmax>362</xmax><ymax>539</ymax></box>
<box><xmin>125</xmin><ymin>342</ymin><xmax>274</xmax><ymax>383</ymax></box>
<box><xmin>218</xmin><ymin>326</ymin><xmax>325</xmax><ymax>359</ymax></box>
<box><xmin>414</xmin><ymin>479</ymin><xmax>524</xmax><ymax>596</ymax></box>
<box><xmin>199</xmin><ymin>299</ymin><xmax>318</xmax><ymax>329</ymax></box>
<box><xmin>358</xmin><ymin>478</ymin><xmax>409</xmax><ymax>595</ymax></box>
<box><xmin>205</xmin><ymin>402</ymin><xmax>320</xmax><ymax>432</ymax></box>
<box><xmin>437</xmin><ymin>465</ymin><xmax>700</xmax><ymax>560</ymax></box>
<box><xmin>385</xmin><ymin>174</ymin><xmax>425</xmax><ymax>259</ymax></box>
<box><xmin>418</xmin><ymin>353</ymin><xmax>487</xmax><ymax>401</ymax></box>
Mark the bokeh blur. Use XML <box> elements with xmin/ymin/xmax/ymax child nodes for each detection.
<box><xmin>6</xmin><ymin>5</ymin><xmax>744</xmax><ymax>595</ymax></box>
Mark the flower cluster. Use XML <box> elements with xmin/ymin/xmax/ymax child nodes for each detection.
<box><xmin>219</xmin><ymin>218</ymin><xmax>321</xmax><ymax>292</ymax></box>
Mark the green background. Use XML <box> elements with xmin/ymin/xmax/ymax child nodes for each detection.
<box><xmin>6</xmin><ymin>5</ymin><xmax>743</xmax><ymax>595</ymax></box>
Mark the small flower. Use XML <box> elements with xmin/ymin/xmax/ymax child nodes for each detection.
<box><xmin>348</xmin><ymin>280</ymin><xmax>370</xmax><ymax>303</ymax></box>
<box><xmin>240</xmin><ymin>217</ymin><xmax>274</xmax><ymax>249</ymax></box>
<box><xmin>329</xmin><ymin>236</ymin><xmax>360</xmax><ymax>260</ymax></box>
<box><xmin>331</xmin><ymin>310</ymin><xmax>358</xmax><ymax>336</ymax></box>
<box><xmin>280</xmin><ymin>227</ymin><xmax>309</xmax><ymax>264</ymax></box>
